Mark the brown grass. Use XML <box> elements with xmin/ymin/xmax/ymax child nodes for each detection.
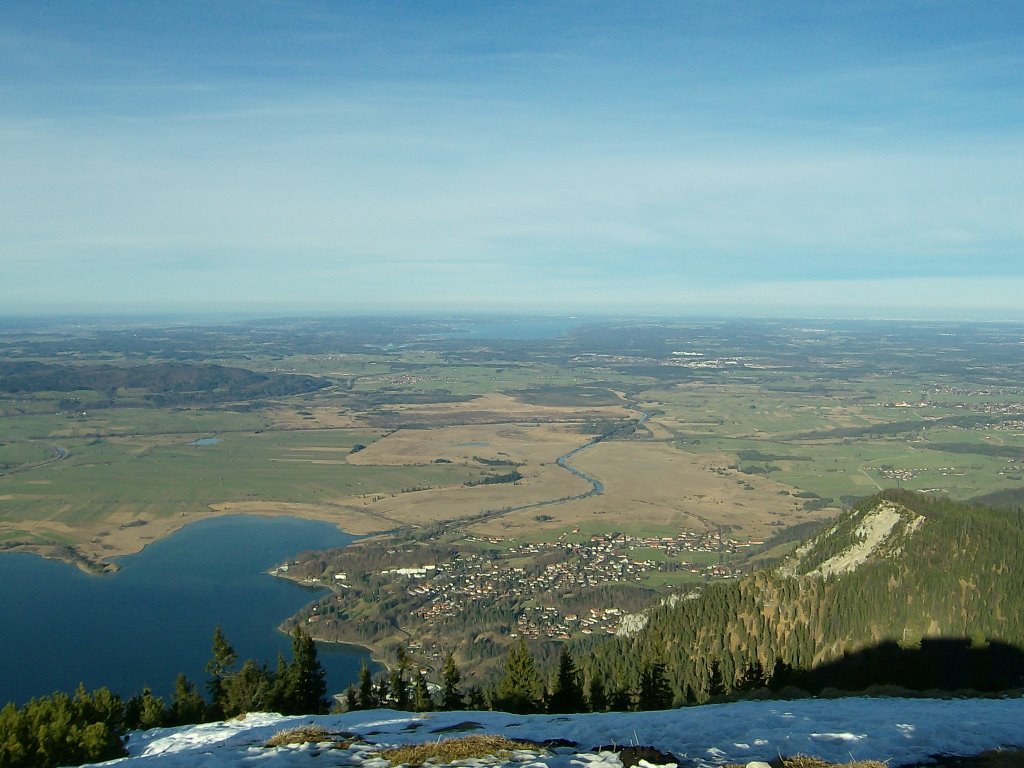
<box><xmin>345</xmin><ymin>422</ymin><xmax>587</xmax><ymax>467</ymax></box>
<box><xmin>377</xmin><ymin>735</ymin><xmax>536</xmax><ymax>766</ymax></box>
<box><xmin>351</xmin><ymin>393</ymin><xmax>630</xmax><ymax>430</ymax></box>
<box><xmin>263</xmin><ymin>724</ymin><xmax>337</xmax><ymax>748</ymax></box>
<box><xmin>468</xmin><ymin>440</ymin><xmax>825</xmax><ymax>539</ymax></box>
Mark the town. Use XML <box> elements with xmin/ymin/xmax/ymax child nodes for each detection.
<box><xmin>281</xmin><ymin>526</ymin><xmax>756</xmax><ymax>666</ymax></box>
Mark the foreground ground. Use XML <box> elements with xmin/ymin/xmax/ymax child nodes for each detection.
<box><xmin>115</xmin><ymin>698</ymin><xmax>1024</xmax><ymax>767</ymax></box>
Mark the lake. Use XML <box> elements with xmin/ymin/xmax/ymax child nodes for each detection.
<box><xmin>0</xmin><ymin>515</ymin><xmax>373</xmax><ymax>706</ymax></box>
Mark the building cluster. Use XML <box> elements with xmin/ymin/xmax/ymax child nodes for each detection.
<box><xmin>569</xmin><ymin>353</ymin><xmax>746</xmax><ymax>369</ymax></box>
<box><xmin>362</xmin><ymin>529</ymin><xmax>747</xmax><ymax>639</ymax></box>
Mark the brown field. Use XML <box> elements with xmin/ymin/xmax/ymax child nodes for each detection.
<box><xmin>346</xmin><ymin>422</ymin><xmax>588</xmax><ymax>466</ymax></box>
<box><xmin>4</xmin><ymin>390</ymin><xmax>837</xmax><ymax>568</ymax></box>
<box><xmin>467</xmin><ymin>440</ymin><xmax>837</xmax><ymax>539</ymax></box>
<box><xmin>266</xmin><ymin>405</ymin><xmax>363</xmax><ymax>430</ymax></box>
<box><xmin>353</xmin><ymin>393</ymin><xmax>632</xmax><ymax>428</ymax></box>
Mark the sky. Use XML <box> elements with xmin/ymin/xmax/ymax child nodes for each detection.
<box><xmin>1</xmin><ymin>1</ymin><xmax>1022</xmax><ymax>319</ymax></box>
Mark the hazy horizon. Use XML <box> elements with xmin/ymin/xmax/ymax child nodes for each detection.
<box><xmin>2</xmin><ymin>2</ymin><xmax>1022</xmax><ymax>319</ymax></box>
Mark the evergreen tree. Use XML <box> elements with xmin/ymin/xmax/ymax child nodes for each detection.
<box><xmin>389</xmin><ymin>669</ymin><xmax>409</xmax><ymax>711</ymax></box>
<box><xmin>205</xmin><ymin>627</ymin><xmax>238</xmax><ymax>719</ymax></box>
<box><xmin>375</xmin><ymin>677</ymin><xmax>390</xmax><ymax>708</ymax></box>
<box><xmin>223</xmin><ymin>660</ymin><xmax>274</xmax><ymax>717</ymax></box>
<box><xmin>493</xmin><ymin>638</ymin><xmax>543</xmax><ymax>713</ymax></box>
<box><xmin>390</xmin><ymin>646</ymin><xmax>412</xmax><ymax>710</ymax></box>
<box><xmin>707</xmin><ymin>660</ymin><xmax>727</xmax><ymax>697</ymax></box>
<box><xmin>281</xmin><ymin>626</ymin><xmax>328</xmax><ymax>714</ymax></box>
<box><xmin>547</xmin><ymin>646</ymin><xmax>585</xmax><ymax>713</ymax></box>
<box><xmin>465</xmin><ymin>685</ymin><xmax>487</xmax><ymax>711</ymax></box>
<box><xmin>0</xmin><ymin>687</ymin><xmax>128</xmax><ymax>768</ymax></box>
<box><xmin>412</xmin><ymin>670</ymin><xmax>433</xmax><ymax>712</ymax></box>
<box><xmin>125</xmin><ymin>688</ymin><xmax>166</xmax><ymax>730</ymax></box>
<box><xmin>344</xmin><ymin>686</ymin><xmax>358</xmax><ymax>712</ymax></box>
<box><xmin>587</xmin><ymin>675</ymin><xmax>608</xmax><ymax>713</ymax></box>
<box><xmin>169</xmin><ymin>674</ymin><xmax>206</xmax><ymax>726</ymax></box>
<box><xmin>637</xmin><ymin>661</ymin><xmax>673</xmax><ymax>711</ymax></box>
<box><xmin>358</xmin><ymin>662</ymin><xmax>377</xmax><ymax>709</ymax></box>
<box><xmin>441</xmin><ymin>653</ymin><xmax>464</xmax><ymax>710</ymax></box>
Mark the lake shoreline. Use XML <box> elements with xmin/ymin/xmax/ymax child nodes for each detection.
<box><xmin>270</xmin><ymin>569</ymin><xmax>394</xmax><ymax>678</ymax></box>
<box><xmin>1</xmin><ymin>505</ymin><xmax>388</xmax><ymax>575</ymax></box>
<box><xmin>0</xmin><ymin>515</ymin><xmax>370</xmax><ymax>705</ymax></box>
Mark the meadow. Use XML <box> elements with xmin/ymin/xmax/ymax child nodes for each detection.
<box><xmin>2</xmin><ymin>317</ymin><xmax>1022</xmax><ymax>571</ymax></box>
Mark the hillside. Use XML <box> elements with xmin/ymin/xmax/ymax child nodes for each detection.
<box><xmin>582</xmin><ymin>490</ymin><xmax>1024</xmax><ymax>700</ymax></box>
<box><xmin>0</xmin><ymin>361</ymin><xmax>329</xmax><ymax>404</ymax></box>
<box><xmin>100</xmin><ymin>699</ymin><xmax>1024</xmax><ymax>767</ymax></box>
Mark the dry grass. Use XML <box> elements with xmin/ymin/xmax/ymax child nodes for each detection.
<box><xmin>468</xmin><ymin>440</ymin><xmax>820</xmax><ymax>539</ymax></box>
<box><xmin>345</xmin><ymin>422</ymin><xmax>587</xmax><ymax>467</ymax></box>
<box><xmin>263</xmin><ymin>724</ymin><xmax>337</xmax><ymax>748</ymax></box>
<box><xmin>353</xmin><ymin>392</ymin><xmax>630</xmax><ymax>430</ymax></box>
<box><xmin>377</xmin><ymin>735</ymin><xmax>536</xmax><ymax>766</ymax></box>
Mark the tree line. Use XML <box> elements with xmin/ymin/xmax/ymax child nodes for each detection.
<box><xmin>0</xmin><ymin>625</ymin><xmax>327</xmax><ymax>768</ymax></box>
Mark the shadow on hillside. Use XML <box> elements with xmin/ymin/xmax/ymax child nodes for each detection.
<box><xmin>773</xmin><ymin>638</ymin><xmax>1024</xmax><ymax>694</ymax></box>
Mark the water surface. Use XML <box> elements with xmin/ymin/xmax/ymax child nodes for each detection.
<box><xmin>0</xmin><ymin>515</ymin><xmax>372</xmax><ymax>706</ymax></box>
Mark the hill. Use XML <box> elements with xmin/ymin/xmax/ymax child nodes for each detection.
<box><xmin>0</xmin><ymin>361</ymin><xmax>329</xmax><ymax>404</ymax></box>
<box><xmin>581</xmin><ymin>490</ymin><xmax>1024</xmax><ymax>700</ymax></box>
<box><xmin>97</xmin><ymin>699</ymin><xmax>1024</xmax><ymax>767</ymax></box>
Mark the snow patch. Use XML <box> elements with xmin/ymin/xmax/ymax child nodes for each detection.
<box><xmin>104</xmin><ymin>698</ymin><xmax>1024</xmax><ymax>768</ymax></box>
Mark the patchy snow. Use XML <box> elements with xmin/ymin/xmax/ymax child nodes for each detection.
<box><xmin>103</xmin><ymin>697</ymin><xmax>1024</xmax><ymax>768</ymax></box>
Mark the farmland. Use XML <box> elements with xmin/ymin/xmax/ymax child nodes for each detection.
<box><xmin>1</xmin><ymin>316</ymin><xmax>1022</xmax><ymax>583</ymax></box>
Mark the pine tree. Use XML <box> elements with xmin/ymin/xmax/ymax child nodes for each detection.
<box><xmin>140</xmin><ymin>688</ymin><xmax>167</xmax><ymax>730</ymax></box>
<box><xmin>223</xmin><ymin>660</ymin><xmax>274</xmax><ymax>717</ymax></box>
<box><xmin>493</xmin><ymin>638</ymin><xmax>542</xmax><ymax>713</ymax></box>
<box><xmin>169</xmin><ymin>674</ymin><xmax>206</xmax><ymax>726</ymax></box>
<box><xmin>441</xmin><ymin>653</ymin><xmax>464</xmax><ymax>710</ymax></box>
<box><xmin>412</xmin><ymin>670</ymin><xmax>433</xmax><ymax>712</ymax></box>
<box><xmin>547</xmin><ymin>646</ymin><xmax>585</xmax><ymax>713</ymax></box>
<box><xmin>587</xmin><ymin>674</ymin><xmax>608</xmax><ymax>712</ymax></box>
<box><xmin>375</xmin><ymin>677</ymin><xmax>390</xmax><ymax>708</ymax></box>
<box><xmin>465</xmin><ymin>685</ymin><xmax>487</xmax><ymax>710</ymax></box>
<box><xmin>282</xmin><ymin>626</ymin><xmax>328</xmax><ymax>714</ymax></box>
<box><xmin>358</xmin><ymin>662</ymin><xmax>377</xmax><ymax>709</ymax></box>
<box><xmin>344</xmin><ymin>686</ymin><xmax>358</xmax><ymax>712</ymax></box>
<box><xmin>205</xmin><ymin>626</ymin><xmax>237</xmax><ymax>719</ymax></box>
<box><xmin>637</xmin><ymin>661</ymin><xmax>673</xmax><ymax>710</ymax></box>
<box><xmin>707</xmin><ymin>660</ymin><xmax>727</xmax><ymax>697</ymax></box>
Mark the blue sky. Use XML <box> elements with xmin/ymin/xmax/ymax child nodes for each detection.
<box><xmin>1</xmin><ymin>1</ymin><xmax>1022</xmax><ymax>318</ymax></box>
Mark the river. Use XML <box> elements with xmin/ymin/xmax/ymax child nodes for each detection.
<box><xmin>0</xmin><ymin>515</ymin><xmax>374</xmax><ymax>706</ymax></box>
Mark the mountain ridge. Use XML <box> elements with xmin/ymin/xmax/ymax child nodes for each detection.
<box><xmin>581</xmin><ymin>490</ymin><xmax>1024</xmax><ymax>700</ymax></box>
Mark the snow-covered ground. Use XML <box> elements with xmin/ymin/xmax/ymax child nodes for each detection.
<box><xmin>110</xmin><ymin>698</ymin><xmax>1024</xmax><ymax>768</ymax></box>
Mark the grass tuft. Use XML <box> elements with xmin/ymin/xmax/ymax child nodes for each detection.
<box><xmin>263</xmin><ymin>724</ymin><xmax>336</xmax><ymax>748</ymax></box>
<box><xmin>378</xmin><ymin>734</ymin><xmax>536</xmax><ymax>766</ymax></box>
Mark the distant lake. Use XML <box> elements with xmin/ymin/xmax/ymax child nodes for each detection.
<box><xmin>0</xmin><ymin>516</ymin><xmax>373</xmax><ymax>706</ymax></box>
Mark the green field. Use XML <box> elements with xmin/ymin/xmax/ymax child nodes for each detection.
<box><xmin>3</xmin><ymin>317</ymin><xmax>1023</xmax><ymax>564</ymax></box>
<box><xmin>0</xmin><ymin>427</ymin><xmax>481</xmax><ymax>525</ymax></box>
